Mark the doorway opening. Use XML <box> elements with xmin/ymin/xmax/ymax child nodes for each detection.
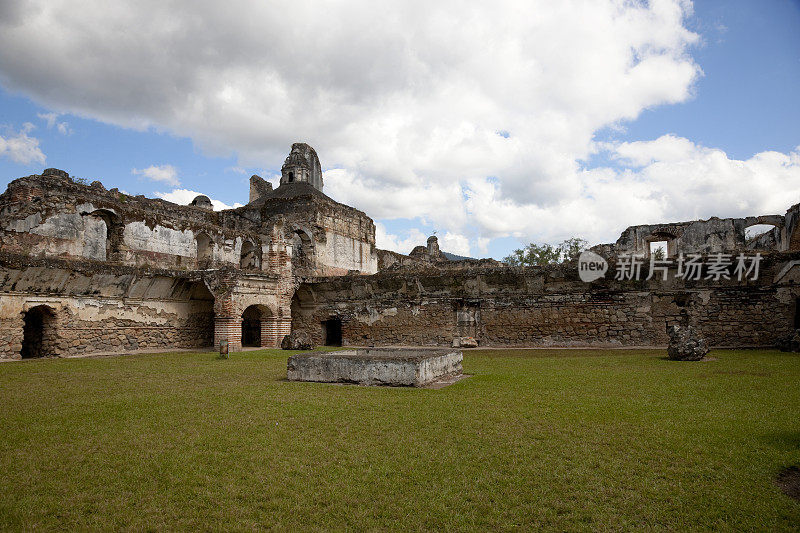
<box><xmin>323</xmin><ymin>318</ymin><xmax>342</xmax><ymax>346</ymax></box>
<box><xmin>21</xmin><ymin>305</ymin><xmax>57</xmax><ymax>359</ymax></box>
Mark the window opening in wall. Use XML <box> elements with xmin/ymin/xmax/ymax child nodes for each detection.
<box><xmin>649</xmin><ymin>240</ymin><xmax>668</xmax><ymax>259</ymax></box>
<box><xmin>795</xmin><ymin>298</ymin><xmax>800</xmax><ymax>330</ymax></box>
<box><xmin>240</xmin><ymin>241</ymin><xmax>259</xmax><ymax>269</ymax></box>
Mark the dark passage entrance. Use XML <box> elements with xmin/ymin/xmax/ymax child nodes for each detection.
<box><xmin>21</xmin><ymin>305</ymin><xmax>56</xmax><ymax>359</ymax></box>
<box><xmin>795</xmin><ymin>298</ymin><xmax>800</xmax><ymax>330</ymax></box>
<box><xmin>323</xmin><ymin>318</ymin><xmax>342</xmax><ymax>346</ymax></box>
<box><xmin>241</xmin><ymin>306</ymin><xmax>262</xmax><ymax>347</ymax></box>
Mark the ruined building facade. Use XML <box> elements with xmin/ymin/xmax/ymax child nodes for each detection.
<box><xmin>0</xmin><ymin>144</ymin><xmax>376</xmax><ymax>359</ymax></box>
<box><xmin>2</xmin><ymin>143</ymin><xmax>800</xmax><ymax>360</ymax></box>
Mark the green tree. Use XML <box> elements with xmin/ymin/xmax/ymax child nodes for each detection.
<box><xmin>503</xmin><ymin>237</ymin><xmax>589</xmax><ymax>266</ymax></box>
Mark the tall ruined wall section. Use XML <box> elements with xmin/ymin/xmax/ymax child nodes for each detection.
<box><xmin>241</xmin><ymin>183</ymin><xmax>377</xmax><ymax>276</ymax></box>
<box><xmin>293</xmin><ymin>255</ymin><xmax>800</xmax><ymax>348</ymax></box>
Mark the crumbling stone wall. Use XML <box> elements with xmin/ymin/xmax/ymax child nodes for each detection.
<box><xmin>292</xmin><ymin>255</ymin><xmax>799</xmax><ymax>348</ymax></box>
<box><xmin>1</xmin><ymin>158</ymin><xmax>378</xmax><ymax>278</ymax></box>
<box><xmin>0</xmin><ymin>170</ymin><xmax>265</xmax><ymax>270</ymax></box>
<box><xmin>0</xmin><ymin>146</ymin><xmax>378</xmax><ymax>357</ymax></box>
<box><xmin>0</xmin><ymin>253</ymin><xmax>216</xmax><ymax>359</ymax></box>
<box><xmin>786</xmin><ymin>202</ymin><xmax>800</xmax><ymax>252</ymax></box>
<box><xmin>244</xmin><ymin>183</ymin><xmax>378</xmax><ymax>276</ymax></box>
<box><xmin>613</xmin><ymin>214</ymin><xmax>789</xmax><ymax>257</ymax></box>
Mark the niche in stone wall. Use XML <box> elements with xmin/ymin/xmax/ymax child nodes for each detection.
<box><xmin>188</xmin><ymin>282</ymin><xmax>215</xmax><ymax>348</ymax></box>
<box><xmin>240</xmin><ymin>240</ymin><xmax>260</xmax><ymax>269</ymax></box>
<box><xmin>455</xmin><ymin>300</ymin><xmax>481</xmax><ymax>340</ymax></box>
<box><xmin>196</xmin><ymin>233</ymin><xmax>213</xmax><ymax>264</ymax></box>
<box><xmin>291</xmin><ymin>229</ymin><xmax>313</xmax><ymax>269</ymax></box>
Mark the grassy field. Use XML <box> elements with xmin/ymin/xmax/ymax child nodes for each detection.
<box><xmin>0</xmin><ymin>348</ymin><xmax>799</xmax><ymax>531</ymax></box>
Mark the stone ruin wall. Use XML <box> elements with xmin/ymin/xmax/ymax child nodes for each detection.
<box><xmin>3</xmin><ymin>155</ymin><xmax>800</xmax><ymax>359</ymax></box>
<box><xmin>0</xmin><ymin>170</ymin><xmax>275</xmax><ymax>271</ymax></box>
<box><xmin>0</xmin><ymin>168</ymin><xmax>377</xmax><ymax>278</ymax></box>
<box><xmin>0</xmin><ymin>255</ymin><xmax>215</xmax><ymax>359</ymax></box>
<box><xmin>292</xmin><ymin>255</ymin><xmax>800</xmax><ymax>349</ymax></box>
<box><xmin>610</xmin><ymin>213</ymin><xmax>791</xmax><ymax>257</ymax></box>
<box><xmin>251</xmin><ymin>190</ymin><xmax>378</xmax><ymax>277</ymax></box>
<box><xmin>0</xmin><ymin>158</ymin><xmax>380</xmax><ymax>359</ymax></box>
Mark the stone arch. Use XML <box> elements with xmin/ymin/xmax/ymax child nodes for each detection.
<box><xmin>240</xmin><ymin>240</ymin><xmax>260</xmax><ymax>269</ymax></box>
<box><xmin>196</xmin><ymin>233</ymin><xmax>214</xmax><ymax>265</ymax></box>
<box><xmin>20</xmin><ymin>305</ymin><xmax>58</xmax><ymax>359</ymax></box>
<box><xmin>241</xmin><ymin>304</ymin><xmax>273</xmax><ymax>347</ymax></box>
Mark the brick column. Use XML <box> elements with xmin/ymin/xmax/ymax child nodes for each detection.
<box><xmin>260</xmin><ymin>317</ymin><xmax>279</xmax><ymax>348</ymax></box>
<box><xmin>260</xmin><ymin>317</ymin><xmax>293</xmax><ymax>348</ymax></box>
<box><xmin>278</xmin><ymin>317</ymin><xmax>292</xmax><ymax>344</ymax></box>
<box><xmin>214</xmin><ymin>317</ymin><xmax>242</xmax><ymax>352</ymax></box>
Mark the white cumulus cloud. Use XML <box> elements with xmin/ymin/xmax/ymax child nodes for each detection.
<box><xmin>0</xmin><ymin>126</ymin><xmax>46</xmax><ymax>165</ymax></box>
<box><xmin>375</xmin><ymin>223</ymin><xmax>428</xmax><ymax>255</ymax></box>
<box><xmin>464</xmin><ymin>136</ymin><xmax>800</xmax><ymax>245</ymax></box>
<box><xmin>1</xmin><ymin>1</ymin><xmax>793</xmax><ymax>255</ymax></box>
<box><xmin>132</xmin><ymin>164</ymin><xmax>180</xmax><ymax>187</ymax></box>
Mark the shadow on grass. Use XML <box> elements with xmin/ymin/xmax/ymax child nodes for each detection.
<box><xmin>764</xmin><ymin>431</ymin><xmax>800</xmax><ymax>451</ymax></box>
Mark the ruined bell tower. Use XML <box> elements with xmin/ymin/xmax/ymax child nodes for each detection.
<box><xmin>279</xmin><ymin>142</ymin><xmax>323</xmax><ymax>191</ymax></box>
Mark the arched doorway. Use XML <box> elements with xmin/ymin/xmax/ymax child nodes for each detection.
<box><xmin>81</xmin><ymin>209</ymin><xmax>121</xmax><ymax>261</ymax></box>
<box><xmin>21</xmin><ymin>305</ymin><xmax>57</xmax><ymax>359</ymax></box>
<box><xmin>241</xmin><ymin>305</ymin><xmax>272</xmax><ymax>347</ymax></box>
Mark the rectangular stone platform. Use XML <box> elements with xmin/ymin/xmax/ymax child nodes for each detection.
<box><xmin>286</xmin><ymin>348</ymin><xmax>463</xmax><ymax>387</ymax></box>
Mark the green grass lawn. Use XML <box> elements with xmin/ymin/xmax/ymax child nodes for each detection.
<box><xmin>1</xmin><ymin>348</ymin><xmax>799</xmax><ymax>531</ymax></box>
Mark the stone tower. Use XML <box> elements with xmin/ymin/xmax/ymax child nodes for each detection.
<box><xmin>280</xmin><ymin>143</ymin><xmax>323</xmax><ymax>191</ymax></box>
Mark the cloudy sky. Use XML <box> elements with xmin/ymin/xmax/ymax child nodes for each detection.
<box><xmin>0</xmin><ymin>0</ymin><xmax>798</xmax><ymax>258</ymax></box>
